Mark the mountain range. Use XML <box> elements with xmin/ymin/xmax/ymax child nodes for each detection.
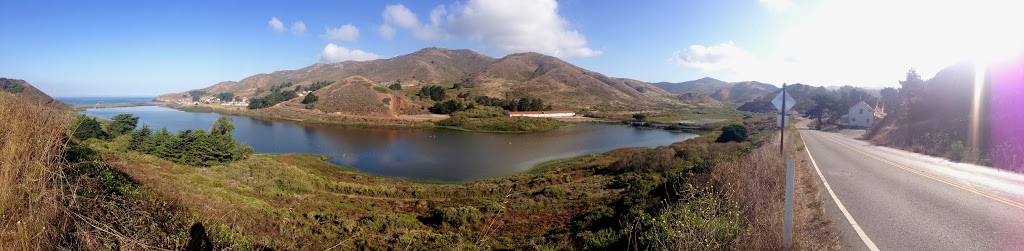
<box><xmin>651</xmin><ymin>77</ymin><xmax>780</xmax><ymax>103</ymax></box>
<box><xmin>159</xmin><ymin>48</ymin><xmax>698</xmax><ymax>115</ymax></box>
<box><xmin>160</xmin><ymin>48</ymin><xmax>781</xmax><ymax>116</ymax></box>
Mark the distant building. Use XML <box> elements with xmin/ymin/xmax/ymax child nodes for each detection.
<box><xmin>507</xmin><ymin>110</ymin><xmax>576</xmax><ymax>118</ymax></box>
<box><xmin>843</xmin><ymin>100</ymin><xmax>885</xmax><ymax>128</ymax></box>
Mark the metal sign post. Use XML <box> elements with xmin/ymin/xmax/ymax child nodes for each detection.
<box><xmin>772</xmin><ymin>84</ymin><xmax>796</xmax><ymax>250</ymax></box>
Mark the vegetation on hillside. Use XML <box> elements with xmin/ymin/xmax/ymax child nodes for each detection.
<box><xmin>248</xmin><ymin>82</ymin><xmax>299</xmax><ymax>109</ymax></box>
<box><xmin>867</xmin><ymin>63</ymin><xmax>1022</xmax><ymax>171</ymax></box>
<box><xmin>418</xmin><ymin>85</ymin><xmax>447</xmax><ymax>101</ymax></box>
<box><xmin>2</xmin><ymin>92</ymin><xmax>838</xmax><ymax>249</ymax></box>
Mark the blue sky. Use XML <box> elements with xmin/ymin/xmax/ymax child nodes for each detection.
<box><xmin>2</xmin><ymin>0</ymin><xmax>1020</xmax><ymax>97</ymax></box>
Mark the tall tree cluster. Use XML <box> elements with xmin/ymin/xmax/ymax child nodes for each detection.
<box><xmin>127</xmin><ymin>117</ymin><xmax>253</xmax><ymax>166</ymax></box>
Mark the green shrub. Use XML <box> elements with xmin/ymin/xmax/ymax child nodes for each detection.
<box><xmin>537</xmin><ymin>187</ymin><xmax>567</xmax><ymax>197</ymax></box>
<box><xmin>72</xmin><ymin>116</ymin><xmax>108</xmax><ymax>140</ymax></box>
<box><xmin>373</xmin><ymin>86</ymin><xmax>390</xmax><ymax>94</ymax></box>
<box><xmin>437</xmin><ymin>206</ymin><xmax>484</xmax><ymax>228</ymax></box>
<box><xmin>716</xmin><ymin>124</ymin><xmax>748</xmax><ymax>143</ymax></box>
<box><xmin>946</xmin><ymin>140</ymin><xmax>962</xmax><ymax>161</ymax></box>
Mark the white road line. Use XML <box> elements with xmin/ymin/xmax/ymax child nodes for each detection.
<box><xmin>802</xmin><ymin>131</ymin><xmax>880</xmax><ymax>251</ymax></box>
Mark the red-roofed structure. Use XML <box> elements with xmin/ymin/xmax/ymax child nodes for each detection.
<box><xmin>507</xmin><ymin>110</ymin><xmax>576</xmax><ymax>118</ymax></box>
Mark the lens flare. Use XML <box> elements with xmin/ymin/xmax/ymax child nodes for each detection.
<box><xmin>987</xmin><ymin>54</ymin><xmax>1024</xmax><ymax>171</ymax></box>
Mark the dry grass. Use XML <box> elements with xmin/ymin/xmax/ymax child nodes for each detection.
<box><xmin>713</xmin><ymin>135</ymin><xmax>786</xmax><ymax>250</ymax></box>
<box><xmin>712</xmin><ymin>130</ymin><xmax>838</xmax><ymax>250</ymax></box>
<box><xmin>0</xmin><ymin>93</ymin><xmax>73</xmax><ymax>250</ymax></box>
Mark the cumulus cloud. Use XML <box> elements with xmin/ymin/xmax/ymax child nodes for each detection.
<box><xmin>378</xmin><ymin>24</ymin><xmax>396</xmax><ymax>40</ymax></box>
<box><xmin>291</xmin><ymin>21</ymin><xmax>306</xmax><ymax>35</ymax></box>
<box><xmin>760</xmin><ymin>0</ymin><xmax>794</xmax><ymax>12</ymax></box>
<box><xmin>319</xmin><ymin>43</ymin><xmax>381</xmax><ymax>63</ymax></box>
<box><xmin>268</xmin><ymin>17</ymin><xmax>285</xmax><ymax>32</ymax></box>
<box><xmin>672</xmin><ymin>41</ymin><xmax>756</xmax><ymax>72</ymax></box>
<box><xmin>383</xmin><ymin>4</ymin><xmax>420</xmax><ymax>29</ymax></box>
<box><xmin>320</xmin><ymin>24</ymin><xmax>360</xmax><ymax>41</ymax></box>
<box><xmin>378</xmin><ymin>0</ymin><xmax>599</xmax><ymax>58</ymax></box>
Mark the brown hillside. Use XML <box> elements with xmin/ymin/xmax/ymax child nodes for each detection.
<box><xmin>709</xmin><ymin>81</ymin><xmax>779</xmax><ymax>103</ymax></box>
<box><xmin>298</xmin><ymin>76</ymin><xmax>421</xmax><ymax>117</ymax></box>
<box><xmin>675</xmin><ymin>92</ymin><xmax>723</xmax><ymax>107</ymax></box>
<box><xmin>158</xmin><ymin>48</ymin><xmax>495</xmax><ymax>102</ymax></box>
<box><xmin>0</xmin><ymin>78</ymin><xmax>70</xmax><ymax>109</ymax></box>
<box><xmin>465</xmin><ymin>52</ymin><xmax>680</xmax><ymax>110</ymax></box>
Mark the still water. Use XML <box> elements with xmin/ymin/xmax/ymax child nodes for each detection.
<box><xmin>82</xmin><ymin>106</ymin><xmax>697</xmax><ymax>181</ymax></box>
<box><xmin>58</xmin><ymin>97</ymin><xmax>156</xmax><ymax>106</ymax></box>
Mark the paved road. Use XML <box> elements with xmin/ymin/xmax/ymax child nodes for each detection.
<box><xmin>797</xmin><ymin>125</ymin><xmax>1024</xmax><ymax>250</ymax></box>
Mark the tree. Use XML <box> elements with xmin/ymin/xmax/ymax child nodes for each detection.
<box><xmin>716</xmin><ymin>124</ymin><xmax>748</xmax><ymax>143</ymax></box>
<box><xmin>632</xmin><ymin>114</ymin><xmax>647</xmax><ymax>122</ymax></box>
<box><xmin>216</xmin><ymin>92</ymin><xmax>235</xmax><ymax>102</ymax></box>
<box><xmin>189</xmin><ymin>90</ymin><xmax>207</xmax><ymax>102</ymax></box>
<box><xmin>128</xmin><ymin>125</ymin><xmax>153</xmax><ymax>151</ymax></box>
<box><xmin>880</xmin><ymin>87</ymin><xmax>900</xmax><ymax>114</ymax></box>
<box><xmin>301</xmin><ymin>93</ymin><xmax>319</xmax><ymax>104</ymax></box>
<box><xmin>210</xmin><ymin>117</ymin><xmax>235</xmax><ymax>137</ymax></box>
<box><xmin>72</xmin><ymin>116</ymin><xmax>108</xmax><ymax>140</ymax></box>
<box><xmin>107</xmin><ymin>114</ymin><xmax>139</xmax><ymax>137</ymax></box>
<box><xmin>899</xmin><ymin>69</ymin><xmax>928</xmax><ymax>120</ymax></box>
<box><xmin>418</xmin><ymin>86</ymin><xmax>446</xmax><ymax>101</ymax></box>
<box><xmin>807</xmin><ymin>93</ymin><xmax>844</xmax><ymax>129</ymax></box>
<box><xmin>388</xmin><ymin>83</ymin><xmax>403</xmax><ymax>90</ymax></box>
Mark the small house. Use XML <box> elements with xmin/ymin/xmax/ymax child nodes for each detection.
<box><xmin>843</xmin><ymin>100</ymin><xmax>885</xmax><ymax>129</ymax></box>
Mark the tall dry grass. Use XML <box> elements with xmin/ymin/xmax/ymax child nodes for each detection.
<box><xmin>712</xmin><ymin>134</ymin><xmax>786</xmax><ymax>250</ymax></box>
<box><xmin>0</xmin><ymin>93</ymin><xmax>73</xmax><ymax>250</ymax></box>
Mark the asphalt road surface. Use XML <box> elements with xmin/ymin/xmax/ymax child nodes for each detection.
<box><xmin>797</xmin><ymin>124</ymin><xmax>1024</xmax><ymax>250</ymax></box>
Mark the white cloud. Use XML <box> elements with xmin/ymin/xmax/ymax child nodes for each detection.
<box><xmin>291</xmin><ymin>21</ymin><xmax>306</xmax><ymax>35</ymax></box>
<box><xmin>319</xmin><ymin>43</ymin><xmax>381</xmax><ymax>63</ymax></box>
<box><xmin>378</xmin><ymin>0</ymin><xmax>599</xmax><ymax>58</ymax></box>
<box><xmin>672</xmin><ymin>41</ymin><xmax>756</xmax><ymax>72</ymax></box>
<box><xmin>268</xmin><ymin>17</ymin><xmax>285</xmax><ymax>32</ymax></box>
<box><xmin>383</xmin><ymin>4</ymin><xmax>420</xmax><ymax>29</ymax></box>
<box><xmin>760</xmin><ymin>0</ymin><xmax>794</xmax><ymax>12</ymax></box>
<box><xmin>320</xmin><ymin>24</ymin><xmax>360</xmax><ymax>41</ymax></box>
<box><xmin>378</xmin><ymin>24</ymin><xmax>396</xmax><ymax>40</ymax></box>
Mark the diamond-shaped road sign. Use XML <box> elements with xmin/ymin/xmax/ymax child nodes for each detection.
<box><xmin>772</xmin><ymin>90</ymin><xmax>796</xmax><ymax>112</ymax></box>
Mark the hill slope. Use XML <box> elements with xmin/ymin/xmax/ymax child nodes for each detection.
<box><xmin>709</xmin><ymin>81</ymin><xmax>779</xmax><ymax>103</ymax></box>
<box><xmin>291</xmin><ymin>76</ymin><xmax>421</xmax><ymax>116</ymax></box>
<box><xmin>0</xmin><ymin>78</ymin><xmax>69</xmax><ymax>109</ymax></box>
<box><xmin>160</xmin><ymin>48</ymin><xmax>687</xmax><ymax>113</ymax></box>
<box><xmin>651</xmin><ymin>77</ymin><xmax>732</xmax><ymax>94</ymax></box>
<box><xmin>464</xmin><ymin>52</ymin><xmax>679</xmax><ymax>110</ymax></box>
<box><xmin>158</xmin><ymin>48</ymin><xmax>496</xmax><ymax>101</ymax></box>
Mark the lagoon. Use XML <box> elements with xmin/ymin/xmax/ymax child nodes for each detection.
<box><xmin>82</xmin><ymin>106</ymin><xmax>697</xmax><ymax>181</ymax></box>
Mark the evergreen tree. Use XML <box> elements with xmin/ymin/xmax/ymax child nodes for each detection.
<box><xmin>128</xmin><ymin>125</ymin><xmax>152</xmax><ymax>151</ymax></box>
<box><xmin>72</xmin><ymin>116</ymin><xmax>108</xmax><ymax>140</ymax></box>
<box><xmin>301</xmin><ymin>93</ymin><xmax>319</xmax><ymax>104</ymax></box>
<box><xmin>107</xmin><ymin>114</ymin><xmax>139</xmax><ymax>138</ymax></box>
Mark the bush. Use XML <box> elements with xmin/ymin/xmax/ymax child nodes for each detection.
<box><xmin>537</xmin><ymin>187</ymin><xmax>567</xmax><ymax>197</ymax></box>
<box><xmin>301</xmin><ymin>93</ymin><xmax>319</xmax><ymax>104</ymax></box>
<box><xmin>388</xmin><ymin>83</ymin><xmax>402</xmax><ymax>90</ymax></box>
<box><xmin>437</xmin><ymin>206</ymin><xmax>484</xmax><ymax>228</ymax></box>
<box><xmin>72</xmin><ymin>116</ymin><xmax>108</xmax><ymax>140</ymax></box>
<box><xmin>716</xmin><ymin>124</ymin><xmax>748</xmax><ymax>143</ymax></box>
<box><xmin>418</xmin><ymin>86</ymin><xmax>446</xmax><ymax>101</ymax></box>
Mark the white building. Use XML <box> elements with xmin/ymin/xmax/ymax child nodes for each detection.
<box><xmin>844</xmin><ymin>101</ymin><xmax>885</xmax><ymax>128</ymax></box>
<box><xmin>507</xmin><ymin>110</ymin><xmax>576</xmax><ymax>118</ymax></box>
